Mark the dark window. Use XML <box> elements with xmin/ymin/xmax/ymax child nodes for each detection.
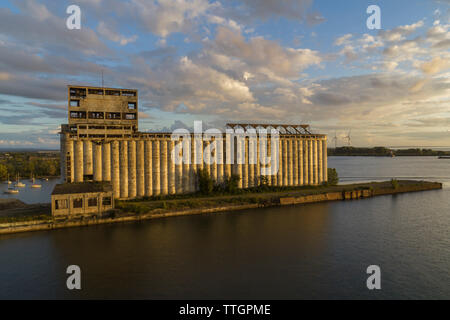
<box><xmin>88</xmin><ymin>198</ymin><xmax>98</xmax><ymax>207</ymax></box>
<box><xmin>70</xmin><ymin>111</ymin><xmax>86</xmax><ymax>119</ymax></box>
<box><xmin>122</xmin><ymin>91</ymin><xmax>136</xmax><ymax>97</ymax></box>
<box><xmin>70</xmin><ymin>100</ymin><xmax>80</xmax><ymax>107</ymax></box>
<box><xmin>128</xmin><ymin>102</ymin><xmax>136</xmax><ymax>109</ymax></box>
<box><xmin>73</xmin><ymin>198</ymin><xmax>83</xmax><ymax>208</ymax></box>
<box><xmin>69</xmin><ymin>88</ymin><xmax>86</xmax><ymax>97</ymax></box>
<box><xmin>88</xmin><ymin>89</ymin><xmax>104</xmax><ymax>95</ymax></box>
<box><xmin>102</xmin><ymin>197</ymin><xmax>112</xmax><ymax>206</ymax></box>
<box><xmin>124</xmin><ymin>113</ymin><xmax>136</xmax><ymax>120</ymax></box>
<box><xmin>105</xmin><ymin>90</ymin><xmax>120</xmax><ymax>96</ymax></box>
<box><xmin>106</xmin><ymin>112</ymin><xmax>121</xmax><ymax>119</ymax></box>
<box><xmin>55</xmin><ymin>199</ymin><xmax>68</xmax><ymax>210</ymax></box>
<box><xmin>88</xmin><ymin>112</ymin><xmax>104</xmax><ymax>119</ymax></box>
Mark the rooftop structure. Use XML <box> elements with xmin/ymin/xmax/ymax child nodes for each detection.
<box><xmin>67</xmin><ymin>85</ymin><xmax>138</xmax><ymax>139</ymax></box>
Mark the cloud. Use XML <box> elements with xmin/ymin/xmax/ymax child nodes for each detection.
<box><xmin>97</xmin><ymin>22</ymin><xmax>138</xmax><ymax>45</ymax></box>
<box><xmin>420</xmin><ymin>56</ymin><xmax>450</xmax><ymax>74</ymax></box>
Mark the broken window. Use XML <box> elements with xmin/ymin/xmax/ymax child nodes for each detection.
<box><xmin>128</xmin><ymin>102</ymin><xmax>136</xmax><ymax>109</ymax></box>
<box><xmin>124</xmin><ymin>113</ymin><xmax>136</xmax><ymax>120</ymax></box>
<box><xmin>88</xmin><ymin>112</ymin><xmax>104</xmax><ymax>119</ymax></box>
<box><xmin>55</xmin><ymin>199</ymin><xmax>68</xmax><ymax>210</ymax></box>
<box><xmin>70</xmin><ymin>111</ymin><xmax>86</xmax><ymax>119</ymax></box>
<box><xmin>122</xmin><ymin>91</ymin><xmax>136</xmax><ymax>97</ymax></box>
<box><xmin>102</xmin><ymin>197</ymin><xmax>112</xmax><ymax>206</ymax></box>
<box><xmin>105</xmin><ymin>90</ymin><xmax>120</xmax><ymax>96</ymax></box>
<box><xmin>73</xmin><ymin>198</ymin><xmax>83</xmax><ymax>208</ymax></box>
<box><xmin>70</xmin><ymin>100</ymin><xmax>80</xmax><ymax>107</ymax></box>
<box><xmin>88</xmin><ymin>89</ymin><xmax>104</xmax><ymax>95</ymax></box>
<box><xmin>106</xmin><ymin>112</ymin><xmax>121</xmax><ymax>119</ymax></box>
<box><xmin>88</xmin><ymin>198</ymin><xmax>98</xmax><ymax>207</ymax></box>
<box><xmin>69</xmin><ymin>88</ymin><xmax>86</xmax><ymax>97</ymax></box>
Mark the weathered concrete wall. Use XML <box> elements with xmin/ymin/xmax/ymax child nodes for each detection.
<box><xmin>64</xmin><ymin>134</ymin><xmax>328</xmax><ymax>199</ymax></box>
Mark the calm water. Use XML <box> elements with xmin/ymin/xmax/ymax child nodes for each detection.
<box><xmin>0</xmin><ymin>178</ymin><xmax>61</xmax><ymax>204</ymax></box>
<box><xmin>0</xmin><ymin>156</ymin><xmax>449</xmax><ymax>299</ymax></box>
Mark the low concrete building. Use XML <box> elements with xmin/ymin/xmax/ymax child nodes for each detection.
<box><xmin>51</xmin><ymin>182</ymin><xmax>114</xmax><ymax>217</ymax></box>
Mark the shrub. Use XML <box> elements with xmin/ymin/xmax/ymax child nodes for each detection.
<box><xmin>197</xmin><ymin>168</ymin><xmax>215</xmax><ymax>195</ymax></box>
<box><xmin>224</xmin><ymin>174</ymin><xmax>241</xmax><ymax>194</ymax></box>
<box><xmin>391</xmin><ymin>178</ymin><xmax>399</xmax><ymax>190</ymax></box>
<box><xmin>327</xmin><ymin>168</ymin><xmax>339</xmax><ymax>186</ymax></box>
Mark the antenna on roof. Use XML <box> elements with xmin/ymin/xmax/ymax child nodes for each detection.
<box><xmin>101</xmin><ymin>69</ymin><xmax>104</xmax><ymax>88</ymax></box>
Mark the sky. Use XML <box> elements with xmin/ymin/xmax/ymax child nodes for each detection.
<box><xmin>0</xmin><ymin>0</ymin><xmax>449</xmax><ymax>149</ymax></box>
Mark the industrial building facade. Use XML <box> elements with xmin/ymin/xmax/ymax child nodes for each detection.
<box><xmin>60</xmin><ymin>85</ymin><xmax>328</xmax><ymax>200</ymax></box>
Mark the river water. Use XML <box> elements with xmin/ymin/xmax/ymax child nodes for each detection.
<box><xmin>0</xmin><ymin>156</ymin><xmax>449</xmax><ymax>299</ymax></box>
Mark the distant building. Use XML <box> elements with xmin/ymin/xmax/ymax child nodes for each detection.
<box><xmin>51</xmin><ymin>182</ymin><xmax>114</xmax><ymax>217</ymax></box>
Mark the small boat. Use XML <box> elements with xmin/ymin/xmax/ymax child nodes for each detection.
<box><xmin>30</xmin><ymin>175</ymin><xmax>42</xmax><ymax>188</ymax></box>
<box><xmin>4</xmin><ymin>187</ymin><xmax>19</xmax><ymax>194</ymax></box>
<box><xmin>15</xmin><ymin>174</ymin><xmax>25</xmax><ymax>188</ymax></box>
<box><xmin>4</xmin><ymin>173</ymin><xmax>12</xmax><ymax>184</ymax></box>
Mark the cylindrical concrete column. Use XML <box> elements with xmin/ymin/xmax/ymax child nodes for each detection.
<box><xmin>323</xmin><ymin>138</ymin><xmax>328</xmax><ymax>183</ymax></box>
<box><xmin>267</xmin><ymin>138</ymin><xmax>272</xmax><ymax>186</ymax></box>
<box><xmin>152</xmin><ymin>140</ymin><xmax>160</xmax><ymax>195</ymax></box>
<box><xmin>299</xmin><ymin>140</ymin><xmax>303</xmax><ymax>185</ymax></box>
<box><xmin>313</xmin><ymin>139</ymin><xmax>318</xmax><ymax>185</ymax></box>
<box><xmin>225</xmin><ymin>135</ymin><xmax>232</xmax><ymax>180</ymax></box>
<box><xmin>128</xmin><ymin>140</ymin><xmax>137</xmax><ymax>198</ymax></box>
<box><xmin>182</xmin><ymin>138</ymin><xmax>190</xmax><ymax>193</ymax></box>
<box><xmin>217</xmin><ymin>138</ymin><xmax>224</xmax><ymax>184</ymax></box>
<box><xmin>309</xmin><ymin>139</ymin><xmax>313</xmax><ymax>185</ymax></box>
<box><xmin>111</xmin><ymin>141</ymin><xmax>120</xmax><ymax>198</ymax></box>
<box><xmin>256</xmin><ymin>135</ymin><xmax>261</xmax><ymax>186</ymax></box>
<box><xmin>236</xmin><ymin>137</ymin><xmax>243</xmax><ymax>188</ymax></box>
<box><xmin>93</xmin><ymin>143</ymin><xmax>102</xmax><ymax>181</ymax></box>
<box><xmin>288</xmin><ymin>139</ymin><xmax>293</xmax><ymax>186</ymax></box>
<box><xmin>191</xmin><ymin>135</ymin><xmax>198</xmax><ymax>192</ymax></box>
<box><xmin>83</xmin><ymin>140</ymin><xmax>93</xmax><ymax>176</ymax></box>
<box><xmin>318</xmin><ymin>138</ymin><xmax>323</xmax><ymax>184</ymax></box>
<box><xmin>248</xmin><ymin>138</ymin><xmax>255</xmax><ymax>187</ymax></box>
<box><xmin>243</xmin><ymin>138</ymin><xmax>249</xmax><ymax>188</ymax></box>
<box><xmin>282</xmin><ymin>139</ymin><xmax>288</xmax><ymax>186</ymax></box>
<box><xmin>175</xmin><ymin>140</ymin><xmax>183</xmax><ymax>194</ymax></box>
<box><xmin>303</xmin><ymin>139</ymin><xmax>309</xmax><ymax>185</ymax></box>
<box><xmin>160</xmin><ymin>140</ymin><xmax>168</xmax><ymax>195</ymax></box>
<box><xmin>65</xmin><ymin>138</ymin><xmax>74</xmax><ymax>183</ymax></box>
<box><xmin>294</xmin><ymin>139</ymin><xmax>299</xmax><ymax>185</ymax></box>
<box><xmin>74</xmin><ymin>140</ymin><xmax>84</xmax><ymax>182</ymax></box>
<box><xmin>120</xmin><ymin>140</ymin><xmax>129</xmax><ymax>198</ymax></box>
<box><xmin>168</xmin><ymin>140</ymin><xmax>176</xmax><ymax>195</ymax></box>
<box><xmin>145</xmin><ymin>140</ymin><xmax>153</xmax><ymax>197</ymax></box>
<box><xmin>259</xmin><ymin>136</ymin><xmax>266</xmax><ymax>183</ymax></box>
<box><xmin>270</xmin><ymin>137</ymin><xmax>277</xmax><ymax>186</ymax></box>
<box><xmin>211</xmin><ymin>139</ymin><xmax>218</xmax><ymax>182</ymax></box>
<box><xmin>137</xmin><ymin>140</ymin><xmax>145</xmax><ymax>197</ymax></box>
<box><xmin>277</xmin><ymin>138</ymin><xmax>283</xmax><ymax>186</ymax></box>
<box><xmin>102</xmin><ymin>142</ymin><xmax>111</xmax><ymax>182</ymax></box>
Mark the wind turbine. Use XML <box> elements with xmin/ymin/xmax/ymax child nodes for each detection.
<box><xmin>332</xmin><ymin>131</ymin><xmax>338</xmax><ymax>149</ymax></box>
<box><xmin>345</xmin><ymin>129</ymin><xmax>352</xmax><ymax>146</ymax></box>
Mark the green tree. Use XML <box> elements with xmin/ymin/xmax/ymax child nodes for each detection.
<box><xmin>197</xmin><ymin>168</ymin><xmax>215</xmax><ymax>195</ymax></box>
<box><xmin>0</xmin><ymin>163</ymin><xmax>7</xmax><ymax>180</ymax></box>
<box><xmin>327</xmin><ymin>168</ymin><xmax>339</xmax><ymax>186</ymax></box>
